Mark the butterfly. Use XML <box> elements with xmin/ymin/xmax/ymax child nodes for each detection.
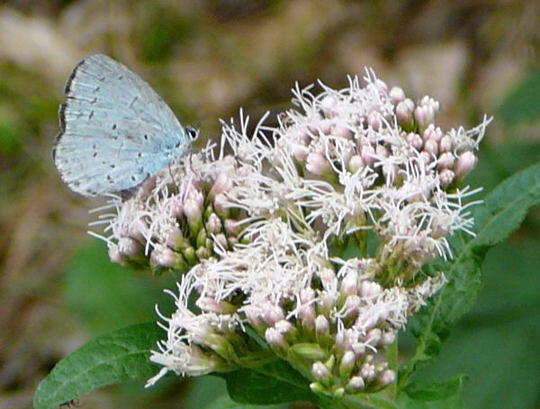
<box><xmin>53</xmin><ymin>54</ymin><xmax>198</xmax><ymax>197</ymax></box>
<box><xmin>59</xmin><ymin>398</ymin><xmax>80</xmax><ymax>408</ymax></box>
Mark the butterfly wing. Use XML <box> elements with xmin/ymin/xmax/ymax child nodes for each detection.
<box><xmin>54</xmin><ymin>54</ymin><xmax>191</xmax><ymax>196</ymax></box>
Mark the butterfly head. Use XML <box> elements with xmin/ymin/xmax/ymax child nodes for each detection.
<box><xmin>186</xmin><ymin>126</ymin><xmax>199</xmax><ymax>142</ymax></box>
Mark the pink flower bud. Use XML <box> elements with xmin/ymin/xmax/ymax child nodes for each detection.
<box><xmin>320</xmin><ymin>95</ymin><xmax>338</xmax><ymax>115</ymax></box>
<box><xmin>423</xmin><ymin>124</ymin><xmax>443</xmax><ymax>142</ymax></box>
<box><xmin>320</xmin><ymin>268</ymin><xmax>337</xmax><ymax>291</ymax></box>
<box><xmin>320</xmin><ymin>120</ymin><xmax>334</xmax><ymax>135</ymax></box>
<box><xmin>118</xmin><ymin>237</ymin><xmax>142</xmax><ymax>258</ymax></box>
<box><xmin>315</xmin><ymin>315</ymin><xmax>329</xmax><ymax>336</ymax></box>
<box><xmin>108</xmin><ymin>244</ymin><xmax>124</xmax><ymax>264</ymax></box>
<box><xmin>209</xmin><ymin>173</ymin><xmax>232</xmax><ymax>199</ymax></box>
<box><xmin>299</xmin><ymin>304</ymin><xmax>316</xmax><ymax>329</ymax></box>
<box><xmin>367</xmin><ymin>110</ymin><xmax>382</xmax><ymax>131</ymax></box>
<box><xmin>263</xmin><ymin>304</ymin><xmax>284</xmax><ymax>324</ymax></box>
<box><xmin>340</xmin><ymin>271</ymin><xmax>358</xmax><ymax>296</ymax></box>
<box><xmin>439</xmin><ymin>169</ymin><xmax>455</xmax><ymax>187</ymax></box>
<box><xmin>300</xmin><ymin>288</ymin><xmax>315</xmax><ymax>303</ymax></box>
<box><xmin>352</xmin><ymin>341</ymin><xmax>366</xmax><ymax>356</ymax></box>
<box><xmin>275</xmin><ymin>319</ymin><xmax>293</xmax><ymax>335</ymax></box>
<box><xmin>306</xmin><ymin>152</ymin><xmax>331</xmax><ymax>176</ymax></box>
<box><xmin>379</xmin><ymin>369</ymin><xmax>396</xmax><ymax>385</ymax></box>
<box><xmin>420</xmin><ymin>95</ymin><xmax>440</xmax><ymax>112</ymax></box>
<box><xmin>389</xmin><ymin>86</ymin><xmax>405</xmax><ymax>103</ymax></box>
<box><xmin>243</xmin><ymin>306</ymin><xmax>263</xmax><ymax>328</ymax></box>
<box><xmin>224</xmin><ymin>219</ymin><xmax>241</xmax><ymax>235</ymax></box>
<box><xmin>348</xmin><ymin>155</ymin><xmax>364</xmax><ymax>173</ymax></box>
<box><xmin>205</xmin><ymin>213</ymin><xmax>222</xmax><ymax>234</ymax></box>
<box><xmin>265</xmin><ymin>327</ymin><xmax>288</xmax><ymax>349</ymax></box>
<box><xmin>318</xmin><ymin>291</ymin><xmax>336</xmax><ymax>313</ymax></box>
<box><xmin>365</xmin><ymin>328</ymin><xmax>382</xmax><ymax>347</ymax></box>
<box><xmin>213</xmin><ymin>193</ymin><xmax>229</xmax><ymax>217</ymax></box>
<box><xmin>334</xmin><ymin>124</ymin><xmax>353</xmax><ymax>139</ymax></box>
<box><xmin>396</xmin><ymin>99</ymin><xmax>414</xmax><ymax>124</ymax></box>
<box><xmin>360</xmin><ymin>363</ymin><xmax>376</xmax><ymax>381</ymax></box>
<box><xmin>184</xmin><ymin>194</ymin><xmax>203</xmax><ymax>224</ymax></box>
<box><xmin>150</xmin><ymin>246</ymin><xmax>178</xmax><ymax>268</ymax></box>
<box><xmin>346</xmin><ymin>376</ymin><xmax>365</xmax><ymax>392</ymax></box>
<box><xmin>167</xmin><ymin>228</ymin><xmax>188</xmax><ymax>254</ymax></box>
<box><xmin>360</xmin><ymin>280</ymin><xmax>382</xmax><ymax>298</ymax></box>
<box><xmin>343</xmin><ymin>295</ymin><xmax>361</xmax><ymax>318</ymax></box>
<box><xmin>312</xmin><ymin>362</ymin><xmax>331</xmax><ymax>381</ymax></box>
<box><xmin>423</xmin><ymin>138</ymin><xmax>439</xmax><ymax>156</ymax></box>
<box><xmin>339</xmin><ymin>351</ymin><xmax>356</xmax><ymax>377</ymax></box>
<box><xmin>214</xmin><ymin>233</ymin><xmax>227</xmax><ymax>248</ymax></box>
<box><xmin>335</xmin><ymin>330</ymin><xmax>347</xmax><ymax>352</ymax></box>
<box><xmin>455</xmin><ymin>151</ymin><xmax>477</xmax><ymax>181</ymax></box>
<box><xmin>439</xmin><ymin>135</ymin><xmax>453</xmax><ymax>153</ymax></box>
<box><xmin>419</xmin><ymin>151</ymin><xmax>432</xmax><ymax>165</ymax></box>
<box><xmin>406</xmin><ymin>132</ymin><xmax>423</xmax><ymax>150</ymax></box>
<box><xmin>414</xmin><ymin>105</ymin><xmax>433</xmax><ymax>128</ymax></box>
<box><xmin>360</xmin><ymin>144</ymin><xmax>376</xmax><ymax>167</ymax></box>
<box><xmin>126</xmin><ymin>217</ymin><xmax>148</xmax><ymax>242</ymax></box>
<box><xmin>196</xmin><ymin>297</ymin><xmax>235</xmax><ymax>314</ymax></box>
<box><xmin>437</xmin><ymin>152</ymin><xmax>455</xmax><ymax>170</ymax></box>
<box><xmin>167</xmin><ymin>195</ymin><xmax>183</xmax><ymax>218</ymax></box>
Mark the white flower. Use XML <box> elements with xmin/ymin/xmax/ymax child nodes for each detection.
<box><xmin>85</xmin><ymin>68</ymin><xmax>490</xmax><ymax>395</ymax></box>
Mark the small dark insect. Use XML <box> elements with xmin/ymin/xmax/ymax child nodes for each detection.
<box><xmin>59</xmin><ymin>398</ymin><xmax>80</xmax><ymax>408</ymax></box>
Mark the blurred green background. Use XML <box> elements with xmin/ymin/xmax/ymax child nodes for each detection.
<box><xmin>0</xmin><ymin>1</ymin><xmax>538</xmax><ymax>408</ymax></box>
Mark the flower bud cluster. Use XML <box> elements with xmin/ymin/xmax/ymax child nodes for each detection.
<box><xmin>147</xmin><ymin>219</ymin><xmax>446</xmax><ymax>395</ymax></box>
<box><xmin>88</xmin><ymin>69</ymin><xmax>490</xmax><ymax>397</ymax></box>
<box><xmin>284</xmin><ymin>79</ymin><xmax>486</xmax><ymax>192</ymax></box>
<box><xmin>91</xmin><ymin>150</ymin><xmax>251</xmax><ymax>275</ymax></box>
<box><xmin>271</xmin><ymin>72</ymin><xmax>490</xmax><ymax>281</ymax></box>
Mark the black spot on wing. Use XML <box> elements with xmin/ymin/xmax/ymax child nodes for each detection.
<box><xmin>64</xmin><ymin>58</ymin><xmax>86</xmax><ymax>95</ymax></box>
<box><xmin>54</xmin><ymin>104</ymin><xmax>68</xmax><ymax>160</ymax></box>
<box><xmin>52</xmin><ymin>141</ymin><xmax>58</xmax><ymax>160</ymax></box>
<box><xmin>58</xmin><ymin>103</ymin><xmax>67</xmax><ymax>132</ymax></box>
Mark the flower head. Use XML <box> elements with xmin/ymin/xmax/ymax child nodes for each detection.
<box><xmin>89</xmin><ymin>69</ymin><xmax>490</xmax><ymax>396</ymax></box>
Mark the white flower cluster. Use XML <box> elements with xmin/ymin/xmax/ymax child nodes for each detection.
<box><xmin>93</xmin><ymin>70</ymin><xmax>490</xmax><ymax>397</ymax></box>
<box><xmin>89</xmin><ymin>146</ymin><xmax>252</xmax><ymax>274</ymax></box>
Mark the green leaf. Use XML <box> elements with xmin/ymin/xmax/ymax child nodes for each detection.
<box><xmin>400</xmin><ymin>163</ymin><xmax>540</xmax><ymax>386</ymax></box>
<box><xmin>203</xmin><ymin>393</ymin><xmax>288</xmax><ymax>409</ymax></box>
<box><xmin>499</xmin><ymin>70</ymin><xmax>540</xmax><ymax>126</ymax></box>
<box><xmin>398</xmin><ymin>390</ymin><xmax>464</xmax><ymax>409</ymax></box>
<box><xmin>467</xmin><ymin>141</ymin><xmax>540</xmax><ymax>193</ymax></box>
<box><xmin>405</xmin><ymin>376</ymin><xmax>466</xmax><ymax>402</ymax></box>
<box><xmin>185</xmin><ymin>377</ymin><xmax>287</xmax><ymax>409</ymax></box>
<box><xmin>33</xmin><ymin>323</ymin><xmax>162</xmax><ymax>409</ymax></box>
<box><xmin>219</xmin><ymin>360</ymin><xmax>315</xmax><ymax>405</ymax></box>
<box><xmin>471</xmin><ymin>162</ymin><xmax>540</xmax><ymax>247</ymax></box>
<box><xmin>184</xmin><ymin>376</ymin><xmax>228</xmax><ymax>409</ymax></box>
<box><xmin>413</xmin><ymin>240</ymin><xmax>540</xmax><ymax>409</ymax></box>
<box><xmin>395</xmin><ymin>376</ymin><xmax>466</xmax><ymax>409</ymax></box>
<box><xmin>65</xmin><ymin>242</ymin><xmax>176</xmax><ymax>335</ymax></box>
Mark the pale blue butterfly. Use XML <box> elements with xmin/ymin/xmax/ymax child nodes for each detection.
<box><xmin>54</xmin><ymin>54</ymin><xmax>198</xmax><ymax>197</ymax></box>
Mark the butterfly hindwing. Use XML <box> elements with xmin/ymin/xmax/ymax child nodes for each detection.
<box><xmin>54</xmin><ymin>54</ymin><xmax>191</xmax><ymax>196</ymax></box>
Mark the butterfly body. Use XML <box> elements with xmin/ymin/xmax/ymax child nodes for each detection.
<box><xmin>54</xmin><ymin>54</ymin><xmax>196</xmax><ymax>196</ymax></box>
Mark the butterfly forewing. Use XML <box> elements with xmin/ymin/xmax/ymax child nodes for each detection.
<box><xmin>54</xmin><ymin>54</ymin><xmax>191</xmax><ymax>196</ymax></box>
